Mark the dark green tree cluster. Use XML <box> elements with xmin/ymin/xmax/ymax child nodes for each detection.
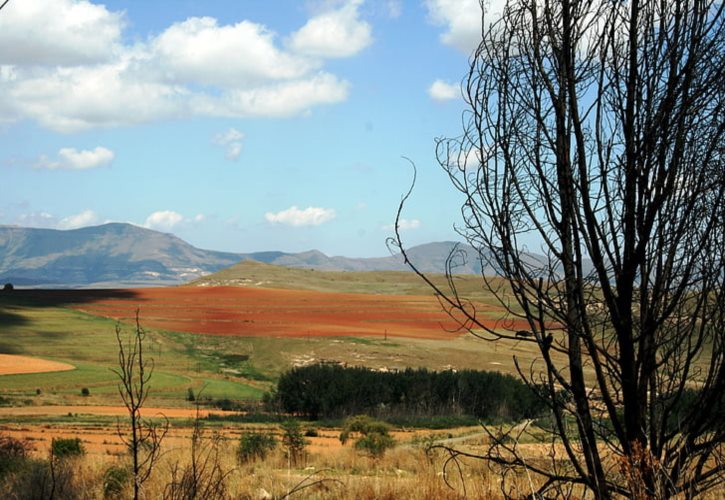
<box><xmin>276</xmin><ymin>365</ymin><xmax>544</xmax><ymax>421</ymax></box>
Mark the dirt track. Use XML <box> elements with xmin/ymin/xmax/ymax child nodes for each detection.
<box><xmin>0</xmin><ymin>354</ymin><xmax>75</xmax><ymax>376</ymax></box>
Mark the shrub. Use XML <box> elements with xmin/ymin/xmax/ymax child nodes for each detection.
<box><xmin>0</xmin><ymin>435</ymin><xmax>31</xmax><ymax>477</ymax></box>
<box><xmin>51</xmin><ymin>437</ymin><xmax>85</xmax><ymax>458</ymax></box>
<box><xmin>355</xmin><ymin>432</ymin><xmax>396</xmax><ymax>458</ymax></box>
<box><xmin>186</xmin><ymin>387</ymin><xmax>195</xmax><ymax>402</ymax></box>
<box><xmin>81</xmin><ymin>387</ymin><xmax>90</xmax><ymax>397</ymax></box>
<box><xmin>103</xmin><ymin>465</ymin><xmax>131</xmax><ymax>499</ymax></box>
<box><xmin>237</xmin><ymin>431</ymin><xmax>276</xmax><ymax>463</ymax></box>
<box><xmin>339</xmin><ymin>415</ymin><xmax>396</xmax><ymax>458</ymax></box>
<box><xmin>2</xmin><ymin>283</ymin><xmax>13</xmax><ymax>291</ymax></box>
<box><xmin>281</xmin><ymin>420</ymin><xmax>308</xmax><ymax>466</ymax></box>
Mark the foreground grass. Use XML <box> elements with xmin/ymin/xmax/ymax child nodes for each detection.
<box><xmin>0</xmin><ymin>421</ymin><xmax>536</xmax><ymax>499</ymax></box>
<box><xmin>3</xmin><ymin>420</ymin><xmax>723</xmax><ymax>499</ymax></box>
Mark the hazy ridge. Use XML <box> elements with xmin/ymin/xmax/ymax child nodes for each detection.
<box><xmin>0</xmin><ymin>223</ymin><xmax>492</xmax><ymax>287</ymax></box>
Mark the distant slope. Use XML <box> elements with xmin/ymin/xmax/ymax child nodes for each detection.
<box><xmin>0</xmin><ymin>223</ymin><xmax>243</xmax><ymax>287</ymax></box>
<box><xmin>189</xmin><ymin>260</ymin><xmax>502</xmax><ymax>302</ymax></box>
<box><xmin>0</xmin><ymin>223</ymin><xmax>558</xmax><ymax>288</ymax></box>
<box><xmin>243</xmin><ymin>241</ymin><xmax>491</xmax><ymax>274</ymax></box>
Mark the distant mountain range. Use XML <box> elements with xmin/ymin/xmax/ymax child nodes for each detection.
<box><xmin>0</xmin><ymin>223</ymin><xmax>498</xmax><ymax>287</ymax></box>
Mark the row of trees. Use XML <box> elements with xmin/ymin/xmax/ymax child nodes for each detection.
<box><xmin>275</xmin><ymin>364</ymin><xmax>545</xmax><ymax>421</ymax></box>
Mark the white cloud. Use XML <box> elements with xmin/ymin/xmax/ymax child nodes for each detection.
<box><xmin>150</xmin><ymin>17</ymin><xmax>317</xmax><ymax>87</ymax></box>
<box><xmin>57</xmin><ymin>209</ymin><xmax>98</xmax><ymax>229</ymax></box>
<box><xmin>383</xmin><ymin>218</ymin><xmax>421</xmax><ymax>231</ymax></box>
<box><xmin>224</xmin><ymin>142</ymin><xmax>243</xmax><ymax>161</ymax></box>
<box><xmin>16</xmin><ymin>211</ymin><xmax>56</xmax><ymax>227</ymax></box>
<box><xmin>214</xmin><ymin>128</ymin><xmax>244</xmax><ymax>144</ymax></box>
<box><xmin>142</xmin><ymin>211</ymin><xmax>208</xmax><ymax>231</ymax></box>
<box><xmin>144</xmin><ymin>210</ymin><xmax>184</xmax><ymax>231</ymax></box>
<box><xmin>425</xmin><ymin>0</ymin><xmax>488</xmax><ymax>53</ymax></box>
<box><xmin>289</xmin><ymin>0</ymin><xmax>373</xmax><ymax>58</ymax></box>
<box><xmin>0</xmin><ymin>0</ymin><xmax>123</xmax><ymax>66</ymax></box>
<box><xmin>214</xmin><ymin>72</ymin><xmax>348</xmax><ymax>117</ymax></box>
<box><xmin>384</xmin><ymin>1</ymin><xmax>403</xmax><ymax>19</ymax></box>
<box><xmin>0</xmin><ymin>1</ymin><xmax>358</xmax><ymax>132</ymax></box>
<box><xmin>265</xmin><ymin>206</ymin><xmax>336</xmax><ymax>226</ymax></box>
<box><xmin>428</xmin><ymin>79</ymin><xmax>460</xmax><ymax>100</ymax></box>
<box><xmin>35</xmin><ymin>146</ymin><xmax>114</xmax><ymax>170</ymax></box>
<box><xmin>213</xmin><ymin>128</ymin><xmax>245</xmax><ymax>161</ymax></box>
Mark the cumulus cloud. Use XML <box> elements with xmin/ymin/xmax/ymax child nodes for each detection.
<box><xmin>57</xmin><ymin>209</ymin><xmax>98</xmax><ymax>229</ymax></box>
<box><xmin>428</xmin><ymin>79</ymin><xmax>460</xmax><ymax>100</ymax></box>
<box><xmin>11</xmin><ymin>209</ymin><xmax>98</xmax><ymax>229</ymax></box>
<box><xmin>425</xmin><ymin>0</ymin><xmax>488</xmax><ymax>53</ymax></box>
<box><xmin>0</xmin><ymin>0</ymin><xmax>123</xmax><ymax>65</ymax></box>
<box><xmin>144</xmin><ymin>210</ymin><xmax>184</xmax><ymax>231</ymax></box>
<box><xmin>265</xmin><ymin>206</ymin><xmax>336</xmax><ymax>226</ymax></box>
<box><xmin>383</xmin><ymin>218</ymin><xmax>421</xmax><ymax>231</ymax></box>
<box><xmin>35</xmin><ymin>146</ymin><xmax>114</xmax><ymax>170</ymax></box>
<box><xmin>142</xmin><ymin>211</ymin><xmax>207</xmax><ymax>231</ymax></box>
<box><xmin>0</xmin><ymin>0</ymin><xmax>362</xmax><ymax>132</ymax></box>
<box><xmin>213</xmin><ymin>128</ymin><xmax>245</xmax><ymax>161</ymax></box>
<box><xmin>289</xmin><ymin>0</ymin><xmax>373</xmax><ymax>58</ymax></box>
<box><xmin>150</xmin><ymin>17</ymin><xmax>316</xmax><ymax>86</ymax></box>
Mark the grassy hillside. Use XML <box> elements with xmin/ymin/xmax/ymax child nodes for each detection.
<box><xmin>0</xmin><ymin>296</ymin><xmax>265</xmax><ymax>406</ymax></box>
<box><xmin>190</xmin><ymin>260</ymin><xmax>505</xmax><ymax>305</ymax></box>
<box><xmin>0</xmin><ymin>279</ymin><xmax>548</xmax><ymax>411</ymax></box>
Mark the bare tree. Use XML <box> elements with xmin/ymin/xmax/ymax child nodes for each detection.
<box><xmin>392</xmin><ymin>0</ymin><xmax>724</xmax><ymax>498</ymax></box>
<box><xmin>113</xmin><ymin>311</ymin><xmax>168</xmax><ymax>500</ymax></box>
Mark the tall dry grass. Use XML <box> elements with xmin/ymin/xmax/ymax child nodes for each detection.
<box><xmin>2</xmin><ymin>427</ymin><xmax>724</xmax><ymax>499</ymax></box>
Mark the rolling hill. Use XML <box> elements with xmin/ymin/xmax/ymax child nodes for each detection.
<box><xmin>0</xmin><ymin>223</ymin><xmax>538</xmax><ymax>287</ymax></box>
<box><xmin>0</xmin><ymin>223</ymin><xmax>243</xmax><ymax>287</ymax></box>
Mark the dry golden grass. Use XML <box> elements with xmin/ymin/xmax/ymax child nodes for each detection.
<box><xmin>2</xmin><ymin>422</ymin><xmax>724</xmax><ymax>499</ymax></box>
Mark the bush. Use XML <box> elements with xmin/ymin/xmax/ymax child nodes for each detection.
<box><xmin>0</xmin><ymin>435</ymin><xmax>31</xmax><ymax>477</ymax></box>
<box><xmin>1</xmin><ymin>457</ymin><xmax>79</xmax><ymax>500</ymax></box>
<box><xmin>237</xmin><ymin>431</ymin><xmax>276</xmax><ymax>463</ymax></box>
<box><xmin>2</xmin><ymin>283</ymin><xmax>13</xmax><ymax>291</ymax></box>
<box><xmin>281</xmin><ymin>420</ymin><xmax>308</xmax><ymax>466</ymax></box>
<box><xmin>103</xmin><ymin>465</ymin><xmax>130</xmax><ymax>499</ymax></box>
<box><xmin>81</xmin><ymin>387</ymin><xmax>90</xmax><ymax>397</ymax></box>
<box><xmin>339</xmin><ymin>415</ymin><xmax>396</xmax><ymax>458</ymax></box>
<box><xmin>355</xmin><ymin>432</ymin><xmax>396</xmax><ymax>458</ymax></box>
<box><xmin>186</xmin><ymin>387</ymin><xmax>195</xmax><ymax>402</ymax></box>
<box><xmin>51</xmin><ymin>437</ymin><xmax>85</xmax><ymax>458</ymax></box>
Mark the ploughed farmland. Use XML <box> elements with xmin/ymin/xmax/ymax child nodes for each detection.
<box><xmin>61</xmin><ymin>286</ymin><xmax>531</xmax><ymax>339</ymax></box>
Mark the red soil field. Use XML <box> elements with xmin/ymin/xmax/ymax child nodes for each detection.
<box><xmin>13</xmin><ymin>286</ymin><xmax>530</xmax><ymax>339</ymax></box>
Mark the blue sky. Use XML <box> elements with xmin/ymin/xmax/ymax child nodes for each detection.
<box><xmin>0</xmin><ymin>0</ymin><xmax>492</xmax><ymax>257</ymax></box>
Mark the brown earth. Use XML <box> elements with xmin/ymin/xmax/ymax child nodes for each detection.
<box><xmin>0</xmin><ymin>405</ymin><xmax>218</xmax><ymax>418</ymax></box>
<box><xmin>50</xmin><ymin>286</ymin><xmax>530</xmax><ymax>339</ymax></box>
<box><xmin>0</xmin><ymin>354</ymin><xmax>75</xmax><ymax>376</ymax></box>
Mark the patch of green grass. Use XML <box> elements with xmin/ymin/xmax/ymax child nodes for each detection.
<box><xmin>0</xmin><ymin>299</ymin><xmax>271</xmax><ymax>405</ymax></box>
<box><xmin>190</xmin><ymin>260</ymin><xmax>504</xmax><ymax>302</ymax></box>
